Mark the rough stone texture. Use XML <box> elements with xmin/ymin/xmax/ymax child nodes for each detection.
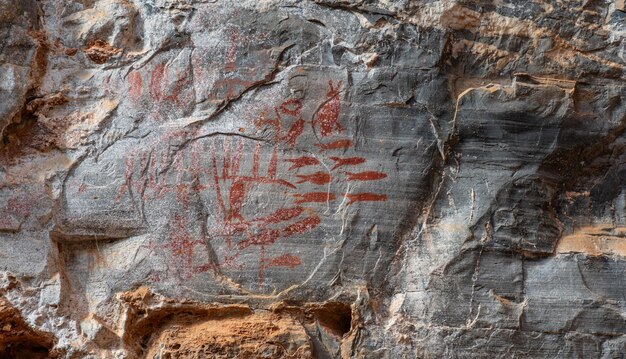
<box><xmin>1</xmin><ymin>0</ymin><xmax>626</xmax><ymax>357</ymax></box>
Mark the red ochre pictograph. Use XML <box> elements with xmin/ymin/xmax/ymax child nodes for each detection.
<box><xmin>114</xmin><ymin>80</ymin><xmax>388</xmax><ymax>288</ymax></box>
<box><xmin>285</xmin><ymin>156</ymin><xmax>320</xmax><ymax>170</ymax></box>
<box><xmin>0</xmin><ymin>195</ymin><xmax>34</xmax><ymax>230</ymax></box>
<box><xmin>314</xmin><ymin>139</ymin><xmax>353</xmax><ymax>151</ymax></box>
<box><xmin>329</xmin><ymin>156</ymin><xmax>366</xmax><ymax>170</ymax></box>
<box><xmin>149</xmin><ymin>62</ymin><xmax>194</xmax><ymax>121</ymax></box>
<box><xmin>313</xmin><ymin>81</ymin><xmax>343</xmax><ymax>137</ymax></box>
<box><xmin>210</xmin><ymin>26</ymin><xmax>272</xmax><ymax>101</ymax></box>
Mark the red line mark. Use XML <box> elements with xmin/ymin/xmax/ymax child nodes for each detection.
<box><xmin>329</xmin><ymin>156</ymin><xmax>366</xmax><ymax>170</ymax></box>
<box><xmin>345</xmin><ymin>171</ymin><xmax>387</xmax><ymax>181</ymax></box>
<box><xmin>169</xmin><ymin>70</ymin><xmax>192</xmax><ymax>106</ymax></box>
<box><xmin>253</xmin><ymin>207</ymin><xmax>305</xmax><ymax>225</ymax></box>
<box><xmin>285</xmin><ymin>156</ymin><xmax>320</xmax><ymax>170</ymax></box>
<box><xmin>149</xmin><ymin>63</ymin><xmax>166</xmax><ymax>100</ymax></box>
<box><xmin>148</xmin><ymin>62</ymin><xmax>192</xmax><ymax>119</ymax></box>
<box><xmin>231</xmin><ymin>139</ymin><xmax>244</xmax><ymax>177</ymax></box>
<box><xmin>346</xmin><ymin>193</ymin><xmax>387</xmax><ymax>204</ymax></box>
<box><xmin>222</xmin><ymin>137</ymin><xmax>231</xmax><ymax>179</ymax></box>
<box><xmin>193</xmin><ymin>263</ymin><xmax>214</xmax><ymax>274</ymax></box>
<box><xmin>265</xmin><ymin>254</ymin><xmax>302</xmax><ymax>268</ymax></box>
<box><xmin>268</xmin><ymin>148</ymin><xmax>278</xmax><ymax>179</ymax></box>
<box><xmin>252</xmin><ymin>143</ymin><xmax>260</xmax><ymax>177</ymax></box>
<box><xmin>148</xmin><ymin>150</ymin><xmax>160</xmax><ymax>193</ymax></box>
<box><xmin>296</xmin><ymin>171</ymin><xmax>332</xmax><ymax>185</ymax></box>
<box><xmin>280</xmin><ymin>98</ymin><xmax>303</xmax><ymax>116</ymax></box>
<box><xmin>236</xmin><ymin>176</ymin><xmax>296</xmax><ymax>189</ymax></box>
<box><xmin>128</xmin><ymin>70</ymin><xmax>142</xmax><ymax>98</ymax></box>
<box><xmin>315</xmin><ymin>139</ymin><xmax>352</xmax><ymax>151</ymax></box>
<box><xmin>115</xmin><ymin>153</ymin><xmax>135</xmax><ymax>203</ymax></box>
<box><xmin>147</xmin><ymin>150</ymin><xmax>167</xmax><ymax>199</ymax></box>
<box><xmin>313</xmin><ymin>80</ymin><xmax>343</xmax><ymax>136</ymax></box>
<box><xmin>282</xmin><ymin>215</ymin><xmax>320</xmax><ymax>236</ymax></box>
<box><xmin>293</xmin><ymin>192</ymin><xmax>336</xmax><ymax>204</ymax></box>
<box><xmin>136</xmin><ymin>152</ymin><xmax>148</xmax><ymax>198</ymax></box>
<box><xmin>189</xmin><ymin>142</ymin><xmax>206</xmax><ymax>192</ymax></box>
<box><xmin>284</xmin><ymin>118</ymin><xmax>305</xmax><ymax>147</ymax></box>
<box><xmin>225</xmin><ymin>30</ymin><xmax>238</xmax><ymax>72</ymax></box>
<box><xmin>210</xmin><ymin>139</ymin><xmax>227</xmax><ymax>217</ymax></box>
<box><xmin>228</xmin><ymin>179</ymin><xmax>246</xmax><ymax>222</ymax></box>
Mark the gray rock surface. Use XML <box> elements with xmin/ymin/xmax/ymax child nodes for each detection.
<box><xmin>1</xmin><ymin>0</ymin><xmax>626</xmax><ymax>357</ymax></box>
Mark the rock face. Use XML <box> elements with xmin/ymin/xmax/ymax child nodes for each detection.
<box><xmin>1</xmin><ymin>0</ymin><xmax>626</xmax><ymax>357</ymax></box>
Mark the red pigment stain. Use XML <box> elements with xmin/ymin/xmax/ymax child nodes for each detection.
<box><xmin>329</xmin><ymin>156</ymin><xmax>366</xmax><ymax>170</ymax></box>
<box><xmin>211</xmin><ymin>78</ymin><xmax>258</xmax><ymax>100</ymax></box>
<box><xmin>315</xmin><ymin>139</ymin><xmax>353</xmax><ymax>152</ymax></box>
<box><xmin>313</xmin><ymin>80</ymin><xmax>343</xmax><ymax>136</ymax></box>
<box><xmin>345</xmin><ymin>171</ymin><xmax>388</xmax><ymax>181</ymax></box>
<box><xmin>136</xmin><ymin>214</ymin><xmax>215</xmax><ymax>280</ymax></box>
<box><xmin>224</xmin><ymin>27</ymin><xmax>246</xmax><ymax>72</ymax></box>
<box><xmin>189</xmin><ymin>143</ymin><xmax>208</xmax><ymax>191</ymax></box>
<box><xmin>254</xmin><ymin>207</ymin><xmax>305</xmax><ymax>225</ymax></box>
<box><xmin>6</xmin><ymin>198</ymin><xmax>30</xmax><ymax>218</ymax></box>
<box><xmin>128</xmin><ymin>70</ymin><xmax>142</xmax><ymax>98</ymax></box>
<box><xmin>173</xmin><ymin>148</ymin><xmax>201</xmax><ymax>210</ymax></box>
<box><xmin>149</xmin><ymin>64</ymin><xmax>166</xmax><ymax>100</ymax></box>
<box><xmin>211</xmin><ymin>139</ymin><xmax>227</xmax><ymax>216</ymax></box>
<box><xmin>229</xmin><ymin>176</ymin><xmax>296</xmax><ymax>190</ymax></box>
<box><xmin>284</xmin><ymin>118</ymin><xmax>305</xmax><ymax>147</ymax></box>
<box><xmin>265</xmin><ymin>254</ymin><xmax>302</xmax><ymax>268</ymax></box>
<box><xmin>252</xmin><ymin>142</ymin><xmax>260</xmax><ymax>177</ymax></box>
<box><xmin>222</xmin><ymin>138</ymin><xmax>231</xmax><ymax>179</ymax></box>
<box><xmin>268</xmin><ymin>148</ymin><xmax>278</xmax><ymax>179</ymax></box>
<box><xmin>282</xmin><ymin>215</ymin><xmax>321</xmax><ymax>236</ymax></box>
<box><xmin>296</xmin><ymin>171</ymin><xmax>332</xmax><ymax>185</ymax></box>
<box><xmin>231</xmin><ymin>139</ymin><xmax>244</xmax><ymax>177</ymax></box>
<box><xmin>227</xmin><ymin>179</ymin><xmax>246</xmax><ymax>222</ymax></box>
<box><xmin>226</xmin><ymin>176</ymin><xmax>297</xmax><ymax>222</ymax></box>
<box><xmin>285</xmin><ymin>156</ymin><xmax>320</xmax><ymax>170</ymax></box>
<box><xmin>280</xmin><ymin>98</ymin><xmax>303</xmax><ymax>116</ymax></box>
<box><xmin>254</xmin><ymin>110</ymin><xmax>280</xmax><ymax>128</ymax></box>
<box><xmin>0</xmin><ymin>216</ymin><xmax>17</xmax><ymax>229</ymax></box>
<box><xmin>347</xmin><ymin>193</ymin><xmax>387</xmax><ymax>204</ymax></box>
<box><xmin>234</xmin><ymin>177</ymin><xmax>297</xmax><ymax>190</ymax></box>
<box><xmin>169</xmin><ymin>215</ymin><xmax>193</xmax><ymax>257</ymax></box>
<box><xmin>221</xmin><ymin>251</ymin><xmax>243</xmax><ymax>270</ymax></box>
<box><xmin>238</xmin><ymin>229</ymin><xmax>280</xmax><ymax>249</ymax></box>
<box><xmin>294</xmin><ymin>192</ymin><xmax>336</xmax><ymax>204</ymax></box>
<box><xmin>166</xmin><ymin>214</ymin><xmax>211</xmax><ymax>280</ymax></box>
<box><xmin>102</xmin><ymin>75</ymin><xmax>113</xmax><ymax>97</ymax></box>
<box><xmin>149</xmin><ymin>62</ymin><xmax>192</xmax><ymax>117</ymax></box>
<box><xmin>175</xmin><ymin>183</ymin><xmax>190</xmax><ymax>210</ymax></box>
<box><xmin>115</xmin><ymin>153</ymin><xmax>135</xmax><ymax>203</ymax></box>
